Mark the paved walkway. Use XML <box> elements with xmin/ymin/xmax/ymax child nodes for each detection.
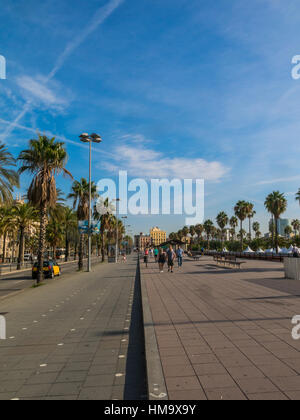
<box><xmin>0</xmin><ymin>257</ymin><xmax>142</xmax><ymax>400</ymax></box>
<box><xmin>141</xmin><ymin>256</ymin><xmax>300</xmax><ymax>400</ymax></box>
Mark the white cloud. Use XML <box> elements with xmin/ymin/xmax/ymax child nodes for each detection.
<box><xmin>256</xmin><ymin>176</ymin><xmax>300</xmax><ymax>186</ymax></box>
<box><xmin>103</xmin><ymin>144</ymin><xmax>230</xmax><ymax>181</ymax></box>
<box><xmin>16</xmin><ymin>75</ymin><xmax>69</xmax><ymax>110</ymax></box>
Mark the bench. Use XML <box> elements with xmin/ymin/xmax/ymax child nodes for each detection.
<box><xmin>213</xmin><ymin>255</ymin><xmax>245</xmax><ymax>269</ymax></box>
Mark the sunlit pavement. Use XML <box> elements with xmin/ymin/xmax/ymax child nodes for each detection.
<box><xmin>141</xmin><ymin>256</ymin><xmax>300</xmax><ymax>400</ymax></box>
<box><xmin>0</xmin><ymin>256</ymin><xmax>142</xmax><ymax>400</ymax></box>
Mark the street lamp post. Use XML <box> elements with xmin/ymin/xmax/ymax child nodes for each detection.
<box><xmin>79</xmin><ymin>133</ymin><xmax>102</xmax><ymax>272</ymax></box>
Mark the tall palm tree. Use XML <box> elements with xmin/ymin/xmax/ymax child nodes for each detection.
<box><xmin>195</xmin><ymin>224</ymin><xmax>204</xmax><ymax>244</ymax></box>
<box><xmin>264</xmin><ymin>191</ymin><xmax>287</xmax><ymax>253</ymax></box>
<box><xmin>291</xmin><ymin>219</ymin><xmax>300</xmax><ymax>237</ymax></box>
<box><xmin>68</xmin><ymin>178</ymin><xmax>97</xmax><ymax>270</ymax></box>
<box><xmin>284</xmin><ymin>225</ymin><xmax>292</xmax><ymax>239</ymax></box>
<box><xmin>12</xmin><ymin>202</ymin><xmax>38</xmax><ymax>270</ymax></box>
<box><xmin>18</xmin><ymin>135</ymin><xmax>72</xmax><ymax>284</ymax></box>
<box><xmin>0</xmin><ymin>205</ymin><xmax>15</xmax><ymax>263</ymax></box>
<box><xmin>216</xmin><ymin>212</ymin><xmax>229</xmax><ymax>248</ymax></box>
<box><xmin>0</xmin><ymin>142</ymin><xmax>19</xmax><ymax>204</ymax></box>
<box><xmin>62</xmin><ymin>207</ymin><xmax>78</xmax><ymax>262</ymax></box>
<box><xmin>234</xmin><ymin>200</ymin><xmax>248</xmax><ymax>251</ymax></box>
<box><xmin>229</xmin><ymin>216</ymin><xmax>238</xmax><ymax>241</ymax></box>
<box><xmin>245</xmin><ymin>202</ymin><xmax>255</xmax><ymax>240</ymax></box>
<box><xmin>295</xmin><ymin>189</ymin><xmax>300</xmax><ymax>206</ymax></box>
<box><xmin>46</xmin><ymin>215</ymin><xmax>65</xmax><ymax>260</ymax></box>
<box><xmin>252</xmin><ymin>221</ymin><xmax>261</xmax><ymax>239</ymax></box>
<box><xmin>203</xmin><ymin>219</ymin><xmax>214</xmax><ymax>250</ymax></box>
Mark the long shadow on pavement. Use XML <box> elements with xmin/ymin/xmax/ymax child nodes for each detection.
<box><xmin>123</xmin><ymin>261</ymin><xmax>148</xmax><ymax>400</ymax></box>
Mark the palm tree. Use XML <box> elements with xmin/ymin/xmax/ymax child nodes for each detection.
<box><xmin>264</xmin><ymin>191</ymin><xmax>287</xmax><ymax>253</ymax></box>
<box><xmin>68</xmin><ymin>178</ymin><xmax>97</xmax><ymax>270</ymax></box>
<box><xmin>195</xmin><ymin>224</ymin><xmax>204</xmax><ymax>244</ymax></box>
<box><xmin>46</xmin><ymin>215</ymin><xmax>65</xmax><ymax>260</ymax></box>
<box><xmin>229</xmin><ymin>216</ymin><xmax>238</xmax><ymax>241</ymax></box>
<box><xmin>203</xmin><ymin>220</ymin><xmax>214</xmax><ymax>250</ymax></box>
<box><xmin>245</xmin><ymin>202</ymin><xmax>255</xmax><ymax>240</ymax></box>
<box><xmin>291</xmin><ymin>219</ymin><xmax>300</xmax><ymax>237</ymax></box>
<box><xmin>216</xmin><ymin>212</ymin><xmax>229</xmax><ymax>248</ymax></box>
<box><xmin>295</xmin><ymin>189</ymin><xmax>300</xmax><ymax>206</ymax></box>
<box><xmin>0</xmin><ymin>206</ymin><xmax>15</xmax><ymax>263</ymax></box>
<box><xmin>252</xmin><ymin>221</ymin><xmax>260</xmax><ymax>239</ymax></box>
<box><xmin>284</xmin><ymin>225</ymin><xmax>292</xmax><ymax>239</ymax></box>
<box><xmin>0</xmin><ymin>143</ymin><xmax>19</xmax><ymax>204</ymax></box>
<box><xmin>12</xmin><ymin>202</ymin><xmax>38</xmax><ymax>270</ymax></box>
<box><xmin>234</xmin><ymin>200</ymin><xmax>248</xmax><ymax>251</ymax></box>
<box><xmin>62</xmin><ymin>207</ymin><xmax>78</xmax><ymax>262</ymax></box>
<box><xmin>18</xmin><ymin>135</ymin><xmax>72</xmax><ymax>284</ymax></box>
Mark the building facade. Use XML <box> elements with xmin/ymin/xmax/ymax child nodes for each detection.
<box><xmin>150</xmin><ymin>227</ymin><xmax>167</xmax><ymax>246</ymax></box>
<box><xmin>134</xmin><ymin>233</ymin><xmax>152</xmax><ymax>250</ymax></box>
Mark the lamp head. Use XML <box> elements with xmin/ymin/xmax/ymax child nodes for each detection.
<box><xmin>90</xmin><ymin>133</ymin><xmax>102</xmax><ymax>143</ymax></box>
<box><xmin>79</xmin><ymin>133</ymin><xmax>90</xmax><ymax>143</ymax></box>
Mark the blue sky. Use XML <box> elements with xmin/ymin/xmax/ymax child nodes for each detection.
<box><xmin>1</xmin><ymin>0</ymin><xmax>300</xmax><ymax>235</ymax></box>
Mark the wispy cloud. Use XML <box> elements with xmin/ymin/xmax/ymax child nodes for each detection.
<box><xmin>103</xmin><ymin>143</ymin><xmax>230</xmax><ymax>181</ymax></box>
<box><xmin>256</xmin><ymin>176</ymin><xmax>300</xmax><ymax>186</ymax></box>
<box><xmin>16</xmin><ymin>75</ymin><xmax>69</xmax><ymax>110</ymax></box>
<box><xmin>1</xmin><ymin>0</ymin><xmax>125</xmax><ymax>141</ymax></box>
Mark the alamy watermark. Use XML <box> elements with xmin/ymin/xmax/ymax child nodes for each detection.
<box><xmin>292</xmin><ymin>315</ymin><xmax>300</xmax><ymax>340</ymax></box>
<box><xmin>0</xmin><ymin>54</ymin><xmax>6</xmax><ymax>80</ymax></box>
<box><xmin>291</xmin><ymin>55</ymin><xmax>300</xmax><ymax>80</ymax></box>
<box><xmin>96</xmin><ymin>171</ymin><xmax>204</xmax><ymax>225</ymax></box>
<box><xmin>0</xmin><ymin>315</ymin><xmax>6</xmax><ymax>340</ymax></box>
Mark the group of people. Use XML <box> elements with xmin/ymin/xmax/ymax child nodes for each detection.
<box><xmin>143</xmin><ymin>245</ymin><xmax>184</xmax><ymax>273</ymax></box>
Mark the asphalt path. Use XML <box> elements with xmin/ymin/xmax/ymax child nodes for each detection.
<box><xmin>0</xmin><ymin>258</ymin><xmax>102</xmax><ymax>300</ymax></box>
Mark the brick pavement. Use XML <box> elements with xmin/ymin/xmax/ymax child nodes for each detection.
<box><xmin>0</xmin><ymin>257</ymin><xmax>141</xmax><ymax>400</ymax></box>
<box><xmin>141</xmin><ymin>255</ymin><xmax>300</xmax><ymax>400</ymax></box>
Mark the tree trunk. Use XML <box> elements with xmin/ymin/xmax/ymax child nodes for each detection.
<box><xmin>74</xmin><ymin>242</ymin><xmax>77</xmax><ymax>261</ymax></box>
<box><xmin>65</xmin><ymin>237</ymin><xmax>69</xmax><ymax>262</ymax></box>
<box><xmin>78</xmin><ymin>233</ymin><xmax>84</xmax><ymax>270</ymax></box>
<box><xmin>240</xmin><ymin>220</ymin><xmax>243</xmax><ymax>251</ymax></box>
<box><xmin>2</xmin><ymin>231</ymin><xmax>7</xmax><ymax>264</ymax></box>
<box><xmin>101</xmin><ymin>233</ymin><xmax>105</xmax><ymax>262</ymax></box>
<box><xmin>37</xmin><ymin>204</ymin><xmax>47</xmax><ymax>284</ymax></box>
<box><xmin>17</xmin><ymin>227</ymin><xmax>25</xmax><ymax>270</ymax></box>
<box><xmin>275</xmin><ymin>216</ymin><xmax>279</xmax><ymax>254</ymax></box>
<box><xmin>248</xmin><ymin>217</ymin><xmax>252</xmax><ymax>240</ymax></box>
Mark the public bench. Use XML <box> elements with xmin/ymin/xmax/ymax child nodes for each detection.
<box><xmin>213</xmin><ymin>255</ymin><xmax>245</xmax><ymax>269</ymax></box>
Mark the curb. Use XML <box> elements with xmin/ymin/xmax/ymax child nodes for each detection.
<box><xmin>138</xmin><ymin>256</ymin><xmax>168</xmax><ymax>401</ymax></box>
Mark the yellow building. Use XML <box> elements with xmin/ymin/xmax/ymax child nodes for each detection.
<box><xmin>150</xmin><ymin>227</ymin><xmax>167</xmax><ymax>246</ymax></box>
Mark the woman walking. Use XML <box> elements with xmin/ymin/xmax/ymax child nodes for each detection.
<box><xmin>158</xmin><ymin>248</ymin><xmax>166</xmax><ymax>273</ymax></box>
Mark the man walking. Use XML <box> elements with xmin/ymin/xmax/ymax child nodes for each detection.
<box><xmin>167</xmin><ymin>246</ymin><xmax>176</xmax><ymax>273</ymax></box>
<box><xmin>177</xmin><ymin>246</ymin><xmax>183</xmax><ymax>268</ymax></box>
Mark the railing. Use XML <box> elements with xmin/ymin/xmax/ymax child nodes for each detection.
<box><xmin>200</xmin><ymin>251</ymin><xmax>290</xmax><ymax>263</ymax></box>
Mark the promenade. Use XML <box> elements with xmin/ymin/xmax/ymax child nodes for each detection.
<box><xmin>141</xmin><ymin>255</ymin><xmax>300</xmax><ymax>400</ymax></box>
<box><xmin>0</xmin><ymin>256</ymin><xmax>146</xmax><ymax>400</ymax></box>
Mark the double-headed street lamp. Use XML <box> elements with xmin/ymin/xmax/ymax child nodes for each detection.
<box><xmin>79</xmin><ymin>133</ymin><xmax>102</xmax><ymax>272</ymax></box>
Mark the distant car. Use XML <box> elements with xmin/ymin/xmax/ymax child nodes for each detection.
<box><xmin>32</xmin><ymin>260</ymin><xmax>61</xmax><ymax>280</ymax></box>
<box><xmin>24</xmin><ymin>254</ymin><xmax>32</xmax><ymax>261</ymax></box>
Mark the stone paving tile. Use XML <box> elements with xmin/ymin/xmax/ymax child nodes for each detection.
<box><xmin>141</xmin><ymin>256</ymin><xmax>300</xmax><ymax>400</ymax></box>
<box><xmin>206</xmin><ymin>387</ymin><xmax>247</xmax><ymax>401</ymax></box>
<box><xmin>0</xmin><ymin>258</ymin><xmax>138</xmax><ymax>400</ymax></box>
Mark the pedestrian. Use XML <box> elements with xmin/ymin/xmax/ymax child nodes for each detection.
<box><xmin>167</xmin><ymin>246</ymin><xmax>176</xmax><ymax>273</ymax></box>
<box><xmin>158</xmin><ymin>248</ymin><xmax>166</xmax><ymax>273</ymax></box>
<box><xmin>154</xmin><ymin>247</ymin><xmax>159</xmax><ymax>263</ymax></box>
<box><xmin>144</xmin><ymin>248</ymin><xmax>149</xmax><ymax>267</ymax></box>
<box><xmin>292</xmin><ymin>245</ymin><xmax>299</xmax><ymax>258</ymax></box>
<box><xmin>177</xmin><ymin>246</ymin><xmax>183</xmax><ymax>268</ymax></box>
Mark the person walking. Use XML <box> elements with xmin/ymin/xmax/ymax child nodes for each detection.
<box><xmin>158</xmin><ymin>248</ymin><xmax>166</xmax><ymax>273</ymax></box>
<box><xmin>177</xmin><ymin>246</ymin><xmax>183</xmax><ymax>268</ymax></box>
<box><xmin>154</xmin><ymin>247</ymin><xmax>159</xmax><ymax>263</ymax></box>
<box><xmin>167</xmin><ymin>246</ymin><xmax>176</xmax><ymax>273</ymax></box>
<box><xmin>144</xmin><ymin>248</ymin><xmax>149</xmax><ymax>267</ymax></box>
